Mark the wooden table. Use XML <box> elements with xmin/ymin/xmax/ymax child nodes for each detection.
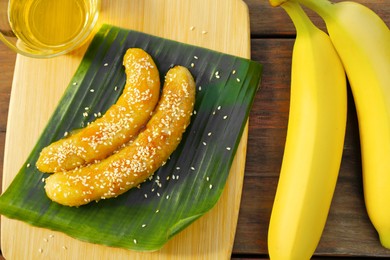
<box><xmin>1</xmin><ymin>0</ymin><xmax>389</xmax><ymax>259</ymax></box>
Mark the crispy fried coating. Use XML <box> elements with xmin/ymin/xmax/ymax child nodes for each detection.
<box><xmin>36</xmin><ymin>48</ymin><xmax>161</xmax><ymax>173</ymax></box>
<box><xmin>44</xmin><ymin>66</ymin><xmax>196</xmax><ymax>206</ymax></box>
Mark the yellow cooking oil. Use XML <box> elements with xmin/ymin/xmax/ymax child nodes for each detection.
<box><xmin>8</xmin><ymin>0</ymin><xmax>97</xmax><ymax>53</ymax></box>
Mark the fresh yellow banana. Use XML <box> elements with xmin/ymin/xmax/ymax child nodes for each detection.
<box><xmin>291</xmin><ymin>0</ymin><xmax>390</xmax><ymax>249</ymax></box>
<box><xmin>267</xmin><ymin>1</ymin><xmax>347</xmax><ymax>259</ymax></box>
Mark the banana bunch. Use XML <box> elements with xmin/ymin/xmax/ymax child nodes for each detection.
<box><xmin>268</xmin><ymin>0</ymin><xmax>390</xmax><ymax>259</ymax></box>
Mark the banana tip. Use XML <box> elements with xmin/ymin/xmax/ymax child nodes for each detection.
<box><xmin>379</xmin><ymin>234</ymin><xmax>390</xmax><ymax>249</ymax></box>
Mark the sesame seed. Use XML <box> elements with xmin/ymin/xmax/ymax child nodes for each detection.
<box><xmin>191</xmin><ymin>167</ymin><xmax>195</xmax><ymax>171</ymax></box>
<box><xmin>190</xmin><ymin>26</ymin><xmax>195</xmax><ymax>31</ymax></box>
<box><xmin>198</xmin><ymin>86</ymin><xmax>202</xmax><ymax>91</ymax></box>
<box><xmin>49</xmin><ymin>234</ymin><xmax>54</xmax><ymax>238</ymax></box>
<box><xmin>194</xmin><ymin>56</ymin><xmax>198</xmax><ymax>59</ymax></box>
<box><xmin>236</xmin><ymin>78</ymin><xmax>241</xmax><ymax>82</ymax></box>
<box><xmin>43</xmin><ymin>238</ymin><xmax>48</xmax><ymax>242</ymax></box>
<box><xmin>232</xmin><ymin>70</ymin><xmax>236</xmax><ymax>74</ymax></box>
<box><xmin>38</xmin><ymin>248</ymin><xmax>43</xmax><ymax>253</ymax></box>
<box><xmin>133</xmin><ymin>239</ymin><xmax>137</xmax><ymax>244</ymax></box>
<box><xmin>217</xmin><ymin>106</ymin><xmax>221</xmax><ymax>110</ymax></box>
<box><xmin>206</xmin><ymin>177</ymin><xmax>210</xmax><ymax>181</ymax></box>
<box><xmin>144</xmin><ymin>194</ymin><xmax>148</xmax><ymax>198</ymax></box>
<box><xmin>72</xmin><ymin>82</ymin><xmax>77</xmax><ymax>86</ymax></box>
<box><xmin>223</xmin><ymin>115</ymin><xmax>228</xmax><ymax>119</ymax></box>
<box><xmin>226</xmin><ymin>147</ymin><xmax>232</xmax><ymax>151</ymax></box>
<box><xmin>208</xmin><ymin>132</ymin><xmax>212</xmax><ymax>136</ymax></box>
<box><xmin>90</xmin><ymin>89</ymin><xmax>95</xmax><ymax>92</ymax></box>
<box><xmin>104</xmin><ymin>63</ymin><xmax>109</xmax><ymax>67</ymax></box>
<box><xmin>191</xmin><ymin>63</ymin><xmax>195</xmax><ymax>68</ymax></box>
<box><xmin>209</xmin><ymin>184</ymin><xmax>213</xmax><ymax>189</ymax></box>
<box><xmin>114</xmin><ymin>86</ymin><xmax>118</xmax><ymax>91</ymax></box>
<box><xmin>142</xmin><ymin>224</ymin><xmax>147</xmax><ymax>228</ymax></box>
<box><xmin>156</xmin><ymin>209</ymin><xmax>160</xmax><ymax>213</ymax></box>
<box><xmin>43</xmin><ymin>58</ymin><xmax>195</xmax><ymax>208</ymax></box>
<box><xmin>203</xmin><ymin>142</ymin><xmax>207</xmax><ymax>146</ymax></box>
<box><xmin>202</xmin><ymin>30</ymin><xmax>208</xmax><ymax>34</ymax></box>
<box><xmin>62</xmin><ymin>246</ymin><xmax>68</xmax><ymax>250</ymax></box>
<box><xmin>176</xmin><ymin>167</ymin><xmax>180</xmax><ymax>170</ymax></box>
<box><xmin>26</xmin><ymin>163</ymin><xmax>30</xmax><ymax>168</ymax></box>
<box><xmin>64</xmin><ymin>131</ymin><xmax>69</xmax><ymax>137</ymax></box>
<box><xmin>41</xmin><ymin>178</ymin><xmax>45</xmax><ymax>183</ymax></box>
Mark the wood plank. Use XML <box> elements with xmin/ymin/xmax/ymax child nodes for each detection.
<box><xmin>0</xmin><ymin>44</ymin><xmax>15</xmax><ymax>132</ymax></box>
<box><xmin>1</xmin><ymin>0</ymin><xmax>251</xmax><ymax>259</ymax></box>
<box><xmin>243</xmin><ymin>0</ymin><xmax>390</xmax><ymax>36</ymax></box>
<box><xmin>232</xmin><ymin>38</ymin><xmax>390</xmax><ymax>256</ymax></box>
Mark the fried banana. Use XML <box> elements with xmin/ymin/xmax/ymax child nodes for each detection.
<box><xmin>44</xmin><ymin>66</ymin><xmax>196</xmax><ymax>206</ymax></box>
<box><xmin>36</xmin><ymin>48</ymin><xmax>160</xmax><ymax>173</ymax></box>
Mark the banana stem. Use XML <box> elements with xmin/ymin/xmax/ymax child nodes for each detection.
<box><xmin>281</xmin><ymin>1</ymin><xmax>316</xmax><ymax>36</ymax></box>
<box><xmin>269</xmin><ymin>0</ymin><xmax>287</xmax><ymax>7</ymax></box>
<box><xmin>293</xmin><ymin>0</ymin><xmax>335</xmax><ymax>20</ymax></box>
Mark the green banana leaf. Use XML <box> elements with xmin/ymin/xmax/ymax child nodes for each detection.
<box><xmin>0</xmin><ymin>24</ymin><xmax>262</xmax><ymax>251</ymax></box>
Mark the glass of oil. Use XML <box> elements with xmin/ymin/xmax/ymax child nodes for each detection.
<box><xmin>0</xmin><ymin>0</ymin><xmax>100</xmax><ymax>58</ymax></box>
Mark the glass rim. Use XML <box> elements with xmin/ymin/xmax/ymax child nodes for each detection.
<box><xmin>0</xmin><ymin>0</ymin><xmax>100</xmax><ymax>59</ymax></box>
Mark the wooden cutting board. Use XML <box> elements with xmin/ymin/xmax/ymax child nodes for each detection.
<box><xmin>1</xmin><ymin>0</ymin><xmax>251</xmax><ymax>259</ymax></box>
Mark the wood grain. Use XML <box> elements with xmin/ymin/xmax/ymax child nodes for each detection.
<box><xmin>1</xmin><ymin>0</ymin><xmax>390</xmax><ymax>259</ymax></box>
<box><xmin>1</xmin><ymin>0</ymin><xmax>251</xmax><ymax>259</ymax></box>
<box><xmin>245</xmin><ymin>0</ymin><xmax>390</xmax><ymax>36</ymax></box>
<box><xmin>234</xmin><ymin>24</ymin><xmax>390</xmax><ymax>258</ymax></box>
<box><xmin>0</xmin><ymin>44</ymin><xmax>15</xmax><ymax>198</ymax></box>
<box><xmin>234</xmin><ymin>1</ymin><xmax>390</xmax><ymax>257</ymax></box>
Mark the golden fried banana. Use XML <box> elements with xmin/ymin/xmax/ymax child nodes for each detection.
<box><xmin>44</xmin><ymin>66</ymin><xmax>196</xmax><ymax>207</ymax></box>
<box><xmin>36</xmin><ymin>48</ymin><xmax>160</xmax><ymax>173</ymax></box>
